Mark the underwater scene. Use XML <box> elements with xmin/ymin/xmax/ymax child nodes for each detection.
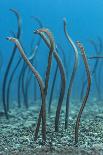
<box><xmin>0</xmin><ymin>0</ymin><xmax>103</xmax><ymax>155</ymax></box>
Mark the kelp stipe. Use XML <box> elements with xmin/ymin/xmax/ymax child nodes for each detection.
<box><xmin>63</xmin><ymin>18</ymin><xmax>78</xmax><ymax>129</ymax></box>
<box><xmin>2</xmin><ymin>9</ymin><xmax>21</xmax><ymax>118</ymax></box>
<box><xmin>6</xmin><ymin>37</ymin><xmax>46</xmax><ymax>142</ymax></box>
<box><xmin>75</xmin><ymin>41</ymin><xmax>91</xmax><ymax>145</ymax></box>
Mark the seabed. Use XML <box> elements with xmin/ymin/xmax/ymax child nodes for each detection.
<box><xmin>0</xmin><ymin>98</ymin><xmax>103</xmax><ymax>155</ymax></box>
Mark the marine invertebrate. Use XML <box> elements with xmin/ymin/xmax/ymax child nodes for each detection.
<box><xmin>6</xmin><ymin>37</ymin><xmax>46</xmax><ymax>142</ymax></box>
<box><xmin>75</xmin><ymin>41</ymin><xmax>91</xmax><ymax>145</ymax></box>
<box><xmin>2</xmin><ymin>9</ymin><xmax>21</xmax><ymax>118</ymax></box>
<box><xmin>63</xmin><ymin>18</ymin><xmax>78</xmax><ymax>129</ymax></box>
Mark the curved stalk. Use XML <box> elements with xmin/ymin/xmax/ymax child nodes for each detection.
<box><xmin>75</xmin><ymin>41</ymin><xmax>91</xmax><ymax>145</ymax></box>
<box><xmin>21</xmin><ymin>17</ymin><xmax>43</xmax><ymax>108</ymax></box>
<box><xmin>6</xmin><ymin>37</ymin><xmax>46</xmax><ymax>142</ymax></box>
<box><xmin>34</xmin><ymin>28</ymin><xmax>54</xmax><ymax>140</ymax></box>
<box><xmin>89</xmin><ymin>39</ymin><xmax>101</xmax><ymax>99</ymax></box>
<box><xmin>6</xmin><ymin>57</ymin><xmax>22</xmax><ymax>111</ymax></box>
<box><xmin>6</xmin><ymin>30</ymin><xmax>22</xmax><ymax>111</ymax></box>
<box><xmin>57</xmin><ymin>44</ymin><xmax>68</xmax><ymax>79</ymax></box>
<box><xmin>34</xmin><ymin>29</ymin><xmax>66</xmax><ymax>133</ymax></box>
<box><xmin>89</xmin><ymin>39</ymin><xmax>99</xmax><ymax>74</ymax></box>
<box><xmin>0</xmin><ymin>51</ymin><xmax>3</xmax><ymax>70</ymax></box>
<box><xmin>2</xmin><ymin>9</ymin><xmax>21</xmax><ymax>118</ymax></box>
<box><xmin>48</xmin><ymin>64</ymin><xmax>58</xmax><ymax>114</ymax></box>
<box><xmin>63</xmin><ymin>18</ymin><xmax>78</xmax><ymax>129</ymax></box>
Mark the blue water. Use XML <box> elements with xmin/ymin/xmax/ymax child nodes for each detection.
<box><xmin>0</xmin><ymin>0</ymin><xmax>103</xmax><ymax>100</ymax></box>
<box><xmin>0</xmin><ymin>1</ymin><xmax>103</xmax><ymax>153</ymax></box>
<box><xmin>1</xmin><ymin>0</ymin><xmax>103</xmax><ymax>55</ymax></box>
<box><xmin>0</xmin><ymin>0</ymin><xmax>102</xmax><ymax>98</ymax></box>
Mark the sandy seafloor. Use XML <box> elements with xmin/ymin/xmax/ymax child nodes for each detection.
<box><xmin>0</xmin><ymin>98</ymin><xmax>103</xmax><ymax>155</ymax></box>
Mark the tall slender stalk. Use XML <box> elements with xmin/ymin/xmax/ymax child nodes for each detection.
<box><xmin>6</xmin><ymin>57</ymin><xmax>22</xmax><ymax>111</ymax></box>
<box><xmin>7</xmin><ymin>37</ymin><xmax>46</xmax><ymax>142</ymax></box>
<box><xmin>57</xmin><ymin>44</ymin><xmax>68</xmax><ymax>79</ymax></box>
<box><xmin>54</xmin><ymin>51</ymin><xmax>66</xmax><ymax>132</ymax></box>
<box><xmin>89</xmin><ymin>39</ymin><xmax>99</xmax><ymax>74</ymax></box>
<box><xmin>0</xmin><ymin>51</ymin><xmax>3</xmax><ymax>70</ymax></box>
<box><xmin>89</xmin><ymin>39</ymin><xmax>101</xmax><ymax>99</ymax></box>
<box><xmin>22</xmin><ymin>44</ymin><xmax>40</xmax><ymax>108</ymax></box>
<box><xmin>21</xmin><ymin>17</ymin><xmax>43</xmax><ymax>108</ymax></box>
<box><xmin>34</xmin><ymin>28</ymin><xmax>55</xmax><ymax>140</ymax></box>
<box><xmin>34</xmin><ymin>29</ymin><xmax>66</xmax><ymax>134</ymax></box>
<box><xmin>21</xmin><ymin>63</ymin><xmax>28</xmax><ymax>108</ymax></box>
<box><xmin>63</xmin><ymin>18</ymin><xmax>78</xmax><ymax>129</ymax></box>
<box><xmin>97</xmin><ymin>37</ymin><xmax>103</xmax><ymax>100</ymax></box>
<box><xmin>75</xmin><ymin>41</ymin><xmax>91</xmax><ymax>145</ymax></box>
<box><xmin>34</xmin><ymin>59</ymin><xmax>37</xmax><ymax>103</ymax></box>
<box><xmin>17</xmin><ymin>61</ymin><xmax>24</xmax><ymax>108</ymax></box>
<box><xmin>2</xmin><ymin>9</ymin><xmax>21</xmax><ymax>118</ymax></box>
<box><xmin>48</xmin><ymin>64</ymin><xmax>58</xmax><ymax>114</ymax></box>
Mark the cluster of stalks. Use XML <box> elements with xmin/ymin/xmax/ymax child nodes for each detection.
<box><xmin>1</xmin><ymin>9</ymin><xmax>103</xmax><ymax>146</ymax></box>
